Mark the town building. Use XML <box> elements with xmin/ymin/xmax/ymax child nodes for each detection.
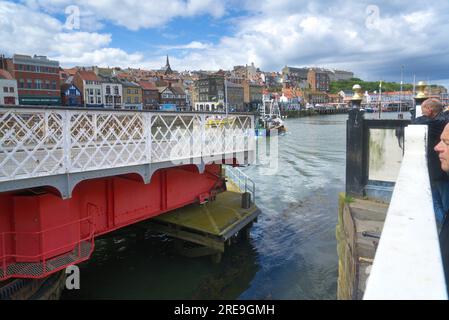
<box><xmin>158</xmin><ymin>84</ymin><xmax>187</xmax><ymax>111</ymax></box>
<box><xmin>232</xmin><ymin>63</ymin><xmax>258</xmax><ymax>81</ymax></box>
<box><xmin>100</xmin><ymin>76</ymin><xmax>123</xmax><ymax>109</ymax></box>
<box><xmin>225</xmin><ymin>81</ymin><xmax>244</xmax><ymax>112</ymax></box>
<box><xmin>365</xmin><ymin>91</ymin><xmax>414</xmax><ymax>105</ymax></box>
<box><xmin>195</xmin><ymin>73</ymin><xmax>225</xmax><ymax>105</ymax></box>
<box><xmin>243</xmin><ymin>81</ymin><xmax>263</xmax><ymax>111</ymax></box>
<box><xmin>74</xmin><ymin>70</ymin><xmax>103</xmax><ymax>107</ymax></box>
<box><xmin>139</xmin><ymin>81</ymin><xmax>160</xmax><ymax>110</ymax></box>
<box><xmin>5</xmin><ymin>54</ymin><xmax>61</xmax><ymax>105</ymax></box>
<box><xmin>194</xmin><ymin>101</ymin><xmax>222</xmax><ymax>112</ymax></box>
<box><xmin>122</xmin><ymin>81</ymin><xmax>143</xmax><ymax>110</ymax></box>
<box><xmin>307</xmin><ymin>69</ymin><xmax>330</xmax><ymax>92</ymax></box>
<box><xmin>60</xmin><ymin>83</ymin><xmax>82</xmax><ymax>107</ymax></box>
<box><xmin>0</xmin><ymin>69</ymin><xmax>19</xmax><ymax>105</ymax></box>
<box><xmin>261</xmin><ymin>72</ymin><xmax>282</xmax><ymax>88</ymax></box>
<box><xmin>328</xmin><ymin>69</ymin><xmax>354</xmax><ymax>81</ymax></box>
<box><xmin>281</xmin><ymin>66</ymin><xmax>309</xmax><ymax>89</ymax></box>
<box><xmin>306</xmin><ymin>92</ymin><xmax>329</xmax><ymax>105</ymax></box>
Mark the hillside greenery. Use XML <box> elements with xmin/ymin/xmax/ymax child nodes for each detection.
<box><xmin>330</xmin><ymin>78</ymin><xmax>414</xmax><ymax>94</ymax></box>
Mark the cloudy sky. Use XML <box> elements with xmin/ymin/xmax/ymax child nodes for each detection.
<box><xmin>1</xmin><ymin>0</ymin><xmax>448</xmax><ymax>87</ymax></box>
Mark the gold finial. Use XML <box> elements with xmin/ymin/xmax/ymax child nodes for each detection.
<box><xmin>352</xmin><ymin>84</ymin><xmax>363</xmax><ymax>101</ymax></box>
<box><xmin>416</xmin><ymin>81</ymin><xmax>428</xmax><ymax>99</ymax></box>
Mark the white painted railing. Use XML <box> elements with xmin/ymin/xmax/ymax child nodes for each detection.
<box><xmin>224</xmin><ymin>165</ymin><xmax>256</xmax><ymax>204</ymax></box>
<box><xmin>364</xmin><ymin>125</ymin><xmax>448</xmax><ymax>300</ymax></box>
<box><xmin>0</xmin><ymin>107</ymin><xmax>255</xmax><ymax>182</ymax></box>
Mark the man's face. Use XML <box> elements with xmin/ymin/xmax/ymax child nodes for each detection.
<box><xmin>435</xmin><ymin>124</ymin><xmax>449</xmax><ymax>172</ymax></box>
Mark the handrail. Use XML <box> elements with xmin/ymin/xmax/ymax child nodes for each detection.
<box><xmin>363</xmin><ymin>125</ymin><xmax>448</xmax><ymax>300</ymax></box>
<box><xmin>0</xmin><ymin>215</ymin><xmax>94</xmax><ymax>281</ymax></box>
<box><xmin>0</xmin><ymin>107</ymin><xmax>255</xmax><ymax>183</ymax></box>
<box><xmin>224</xmin><ymin>165</ymin><xmax>256</xmax><ymax>205</ymax></box>
<box><xmin>0</xmin><ymin>104</ymin><xmax>256</xmax><ymax>116</ymax></box>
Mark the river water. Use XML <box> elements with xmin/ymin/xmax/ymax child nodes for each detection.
<box><xmin>62</xmin><ymin>113</ymin><xmax>355</xmax><ymax>300</ymax></box>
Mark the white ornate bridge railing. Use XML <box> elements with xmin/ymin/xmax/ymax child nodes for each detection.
<box><xmin>0</xmin><ymin>107</ymin><xmax>255</xmax><ymax>184</ymax></box>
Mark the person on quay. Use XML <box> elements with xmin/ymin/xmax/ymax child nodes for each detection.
<box><xmin>434</xmin><ymin>122</ymin><xmax>449</xmax><ymax>287</ymax></box>
<box><xmin>415</xmin><ymin>99</ymin><xmax>449</xmax><ymax>228</ymax></box>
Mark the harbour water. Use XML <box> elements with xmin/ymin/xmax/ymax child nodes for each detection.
<box><xmin>61</xmin><ymin>112</ymin><xmax>408</xmax><ymax>300</ymax></box>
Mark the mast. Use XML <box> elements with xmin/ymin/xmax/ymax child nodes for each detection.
<box><xmin>400</xmin><ymin>65</ymin><xmax>404</xmax><ymax>114</ymax></box>
<box><xmin>225</xmin><ymin>78</ymin><xmax>228</xmax><ymax>117</ymax></box>
<box><xmin>379</xmin><ymin>80</ymin><xmax>383</xmax><ymax>119</ymax></box>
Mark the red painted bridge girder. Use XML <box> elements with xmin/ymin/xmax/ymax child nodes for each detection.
<box><xmin>0</xmin><ymin>164</ymin><xmax>225</xmax><ymax>281</ymax></box>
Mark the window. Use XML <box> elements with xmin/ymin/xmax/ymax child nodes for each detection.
<box><xmin>134</xmin><ymin>97</ymin><xmax>139</xmax><ymax>103</ymax></box>
<box><xmin>127</xmin><ymin>97</ymin><xmax>131</xmax><ymax>103</ymax></box>
<box><xmin>51</xmin><ymin>81</ymin><xmax>56</xmax><ymax>90</ymax></box>
<box><xmin>35</xmin><ymin>79</ymin><xmax>42</xmax><ymax>89</ymax></box>
<box><xmin>89</xmin><ymin>96</ymin><xmax>94</xmax><ymax>104</ymax></box>
<box><xmin>3</xmin><ymin>87</ymin><xmax>7</xmax><ymax>93</ymax></box>
<box><xmin>127</xmin><ymin>89</ymin><xmax>131</xmax><ymax>94</ymax></box>
<box><xmin>114</xmin><ymin>86</ymin><xmax>119</xmax><ymax>95</ymax></box>
<box><xmin>27</xmin><ymin>79</ymin><xmax>32</xmax><ymax>89</ymax></box>
<box><xmin>19</xmin><ymin>79</ymin><xmax>24</xmax><ymax>89</ymax></box>
<box><xmin>106</xmin><ymin>86</ymin><xmax>111</xmax><ymax>95</ymax></box>
<box><xmin>9</xmin><ymin>87</ymin><xmax>14</xmax><ymax>93</ymax></box>
<box><xmin>135</xmin><ymin>89</ymin><xmax>138</xmax><ymax>94</ymax></box>
<box><xmin>97</xmin><ymin>97</ymin><xmax>102</xmax><ymax>104</ymax></box>
<box><xmin>45</xmin><ymin>81</ymin><xmax>50</xmax><ymax>89</ymax></box>
<box><xmin>96</xmin><ymin>89</ymin><xmax>101</xmax><ymax>96</ymax></box>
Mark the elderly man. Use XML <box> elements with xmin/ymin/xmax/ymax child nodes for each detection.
<box><xmin>415</xmin><ymin>99</ymin><xmax>449</xmax><ymax>226</ymax></box>
<box><xmin>435</xmin><ymin>123</ymin><xmax>449</xmax><ymax>172</ymax></box>
<box><xmin>434</xmin><ymin>122</ymin><xmax>449</xmax><ymax>285</ymax></box>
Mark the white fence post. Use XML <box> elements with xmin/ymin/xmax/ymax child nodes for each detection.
<box><xmin>63</xmin><ymin>110</ymin><xmax>72</xmax><ymax>173</ymax></box>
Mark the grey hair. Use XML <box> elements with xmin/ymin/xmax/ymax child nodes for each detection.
<box><xmin>422</xmin><ymin>98</ymin><xmax>444</xmax><ymax>113</ymax></box>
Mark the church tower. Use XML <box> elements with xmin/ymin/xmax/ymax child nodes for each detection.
<box><xmin>163</xmin><ymin>55</ymin><xmax>173</xmax><ymax>75</ymax></box>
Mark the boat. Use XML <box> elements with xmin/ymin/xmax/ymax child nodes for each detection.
<box><xmin>205</xmin><ymin>115</ymin><xmax>235</xmax><ymax>128</ymax></box>
<box><xmin>257</xmin><ymin>99</ymin><xmax>287</xmax><ymax>136</ymax></box>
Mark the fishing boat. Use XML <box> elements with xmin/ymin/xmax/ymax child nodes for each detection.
<box><xmin>256</xmin><ymin>99</ymin><xmax>287</xmax><ymax>136</ymax></box>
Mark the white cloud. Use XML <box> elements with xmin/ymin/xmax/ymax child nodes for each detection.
<box><xmin>2</xmin><ymin>0</ymin><xmax>449</xmax><ymax>86</ymax></box>
<box><xmin>0</xmin><ymin>1</ymin><xmax>145</xmax><ymax>67</ymax></box>
<box><xmin>21</xmin><ymin>0</ymin><xmax>226</xmax><ymax>30</ymax></box>
<box><xmin>163</xmin><ymin>0</ymin><xmax>449</xmax><ymax>84</ymax></box>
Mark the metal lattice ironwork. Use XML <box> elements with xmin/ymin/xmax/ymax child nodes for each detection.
<box><xmin>0</xmin><ymin>108</ymin><xmax>255</xmax><ymax>182</ymax></box>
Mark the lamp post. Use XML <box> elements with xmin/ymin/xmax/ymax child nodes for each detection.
<box><xmin>414</xmin><ymin>81</ymin><xmax>428</xmax><ymax>119</ymax></box>
<box><xmin>351</xmin><ymin>84</ymin><xmax>363</xmax><ymax>109</ymax></box>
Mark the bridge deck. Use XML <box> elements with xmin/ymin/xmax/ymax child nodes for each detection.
<box><xmin>0</xmin><ymin>107</ymin><xmax>255</xmax><ymax>197</ymax></box>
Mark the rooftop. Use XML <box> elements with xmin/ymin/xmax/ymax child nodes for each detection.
<box><xmin>0</xmin><ymin>69</ymin><xmax>14</xmax><ymax>80</ymax></box>
<box><xmin>77</xmin><ymin>70</ymin><xmax>100</xmax><ymax>82</ymax></box>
